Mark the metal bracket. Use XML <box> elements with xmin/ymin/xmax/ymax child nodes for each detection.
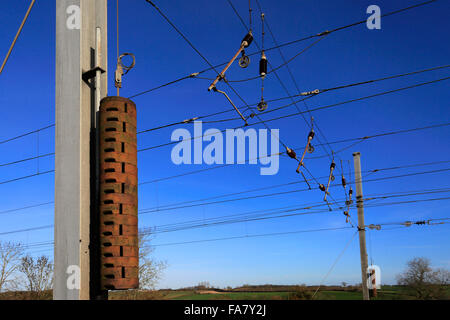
<box><xmin>82</xmin><ymin>66</ymin><xmax>105</xmax><ymax>83</ymax></box>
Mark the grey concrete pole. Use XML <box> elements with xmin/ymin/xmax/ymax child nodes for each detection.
<box><xmin>353</xmin><ymin>152</ymin><xmax>370</xmax><ymax>301</ymax></box>
<box><xmin>55</xmin><ymin>0</ymin><xmax>107</xmax><ymax>300</ymax></box>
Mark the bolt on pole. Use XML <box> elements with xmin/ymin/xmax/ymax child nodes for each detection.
<box><xmin>353</xmin><ymin>152</ymin><xmax>370</xmax><ymax>300</ymax></box>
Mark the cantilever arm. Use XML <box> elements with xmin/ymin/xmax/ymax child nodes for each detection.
<box><xmin>214</xmin><ymin>88</ymin><xmax>247</xmax><ymax>125</ymax></box>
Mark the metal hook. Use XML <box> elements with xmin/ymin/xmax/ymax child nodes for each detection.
<box><xmin>115</xmin><ymin>52</ymin><xmax>135</xmax><ymax>95</ymax></box>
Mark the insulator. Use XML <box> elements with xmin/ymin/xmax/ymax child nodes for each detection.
<box><xmin>259</xmin><ymin>52</ymin><xmax>268</xmax><ymax>78</ymax></box>
<box><xmin>241</xmin><ymin>31</ymin><xmax>254</xmax><ymax>48</ymax></box>
<box><xmin>319</xmin><ymin>184</ymin><xmax>326</xmax><ymax>192</ymax></box>
<box><xmin>349</xmin><ymin>188</ymin><xmax>353</xmax><ymax>196</ymax></box>
<box><xmin>286</xmin><ymin>147</ymin><xmax>297</xmax><ymax>159</ymax></box>
<box><xmin>308</xmin><ymin>129</ymin><xmax>315</xmax><ymax>140</ymax></box>
<box><xmin>342</xmin><ymin>176</ymin><xmax>347</xmax><ymax>187</ymax></box>
<box><xmin>99</xmin><ymin>96</ymin><xmax>138</xmax><ymax>291</ymax></box>
<box><xmin>257</xmin><ymin>100</ymin><xmax>268</xmax><ymax>112</ymax></box>
<box><xmin>330</xmin><ymin>161</ymin><xmax>336</xmax><ymax>170</ymax></box>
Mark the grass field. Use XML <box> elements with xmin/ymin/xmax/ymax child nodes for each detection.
<box><xmin>2</xmin><ymin>285</ymin><xmax>448</xmax><ymax>300</ymax></box>
<box><xmin>108</xmin><ymin>285</ymin><xmax>443</xmax><ymax>300</ymax></box>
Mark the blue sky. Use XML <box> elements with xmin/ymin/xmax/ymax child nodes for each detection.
<box><xmin>0</xmin><ymin>0</ymin><xmax>449</xmax><ymax>289</ymax></box>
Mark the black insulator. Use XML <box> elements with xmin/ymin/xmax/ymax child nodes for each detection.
<box><xmin>349</xmin><ymin>188</ymin><xmax>353</xmax><ymax>196</ymax></box>
<box><xmin>308</xmin><ymin>130</ymin><xmax>315</xmax><ymax>140</ymax></box>
<box><xmin>342</xmin><ymin>177</ymin><xmax>347</xmax><ymax>187</ymax></box>
<box><xmin>330</xmin><ymin>161</ymin><xmax>336</xmax><ymax>169</ymax></box>
<box><xmin>319</xmin><ymin>184</ymin><xmax>326</xmax><ymax>192</ymax></box>
<box><xmin>259</xmin><ymin>56</ymin><xmax>268</xmax><ymax>77</ymax></box>
<box><xmin>241</xmin><ymin>31</ymin><xmax>254</xmax><ymax>48</ymax></box>
<box><xmin>286</xmin><ymin>147</ymin><xmax>297</xmax><ymax>159</ymax></box>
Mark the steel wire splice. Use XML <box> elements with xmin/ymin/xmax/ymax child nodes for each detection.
<box><xmin>296</xmin><ymin>129</ymin><xmax>315</xmax><ymax>173</ymax></box>
<box><xmin>318</xmin><ymin>184</ymin><xmax>332</xmax><ymax>210</ymax></box>
<box><xmin>286</xmin><ymin>146</ymin><xmax>310</xmax><ymax>189</ymax></box>
<box><xmin>348</xmin><ymin>187</ymin><xmax>353</xmax><ymax>205</ymax></box>
<box><xmin>323</xmin><ymin>159</ymin><xmax>336</xmax><ymax>202</ymax></box>
<box><xmin>115</xmin><ymin>53</ymin><xmax>135</xmax><ymax>96</ymax></box>
<box><xmin>295</xmin><ymin>118</ymin><xmax>315</xmax><ymax>189</ymax></box>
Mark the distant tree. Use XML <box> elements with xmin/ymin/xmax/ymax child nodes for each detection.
<box><xmin>138</xmin><ymin>234</ymin><xmax>167</xmax><ymax>289</ymax></box>
<box><xmin>19</xmin><ymin>255</ymin><xmax>53</xmax><ymax>296</ymax></box>
<box><xmin>396</xmin><ymin>257</ymin><xmax>450</xmax><ymax>299</ymax></box>
<box><xmin>197</xmin><ymin>281</ymin><xmax>211</xmax><ymax>289</ymax></box>
<box><xmin>0</xmin><ymin>241</ymin><xmax>24</xmax><ymax>292</ymax></box>
<box><xmin>341</xmin><ymin>282</ymin><xmax>347</xmax><ymax>287</ymax></box>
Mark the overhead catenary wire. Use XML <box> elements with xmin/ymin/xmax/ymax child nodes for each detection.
<box><xmin>0</xmin><ymin>170</ymin><xmax>54</xmax><ymax>186</ymax></box>
<box><xmin>138</xmin><ymin>167</ymin><xmax>450</xmax><ymax>214</ymax></box>
<box><xmin>145</xmin><ymin>0</ymin><xmax>288</xmax><ymax>149</ymax></box>
<box><xmin>227</xmin><ymin>0</ymin><xmax>337</xmax><ymax>190</ymax></box>
<box><xmin>127</xmin><ymin>64</ymin><xmax>450</xmax><ymax>136</ymax></box>
<box><xmin>0</xmin><ymin>0</ymin><xmax>36</xmax><ymax>75</ymax></box>
<box><xmin>0</xmin><ymin>201</ymin><xmax>54</xmax><ymax>215</ymax></box>
<box><xmin>136</xmin><ymin>76</ymin><xmax>450</xmax><ymax>152</ymax></box>
<box><xmin>254</xmin><ymin>0</ymin><xmax>339</xmax><ymax>168</ymax></box>
<box><xmin>18</xmin><ymin>216</ymin><xmax>450</xmax><ymax>254</ymax></box>
<box><xmin>312</xmin><ymin>231</ymin><xmax>358</xmax><ymax>299</ymax></box>
<box><xmin>0</xmin><ymin>224</ymin><xmax>53</xmax><ymax>236</ymax></box>
<box><xmin>7</xmin><ymin>194</ymin><xmax>450</xmax><ymax>239</ymax></box>
<box><xmin>144</xmin><ymin>190</ymin><xmax>450</xmax><ymax>235</ymax></box>
<box><xmin>5</xmin><ymin>71</ymin><xmax>445</xmax><ymax>170</ymax></box>
<box><xmin>136</xmin><ymin>159</ymin><xmax>450</xmax><ymax>215</ymax></box>
<box><xmin>138</xmin><ymin>188</ymin><xmax>450</xmax><ymax>234</ymax></box>
<box><xmin>0</xmin><ymin>124</ymin><xmax>54</xmax><ymax>145</ymax></box>
<box><xmin>129</xmin><ymin>0</ymin><xmax>439</xmax><ymax>99</ymax></box>
<box><xmin>1</xmin><ymin>64</ymin><xmax>446</xmax><ymax>153</ymax></box>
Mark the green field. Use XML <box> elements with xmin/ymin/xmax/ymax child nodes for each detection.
<box><xmin>108</xmin><ymin>285</ymin><xmax>446</xmax><ymax>300</ymax></box>
<box><xmin>1</xmin><ymin>285</ymin><xmax>448</xmax><ymax>300</ymax></box>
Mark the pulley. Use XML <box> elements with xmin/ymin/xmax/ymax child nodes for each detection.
<box><xmin>257</xmin><ymin>99</ymin><xmax>268</xmax><ymax>112</ymax></box>
<box><xmin>307</xmin><ymin>144</ymin><xmax>315</xmax><ymax>154</ymax></box>
<box><xmin>239</xmin><ymin>51</ymin><xmax>250</xmax><ymax>68</ymax></box>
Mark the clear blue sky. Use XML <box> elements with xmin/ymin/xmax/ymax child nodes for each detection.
<box><xmin>0</xmin><ymin>0</ymin><xmax>449</xmax><ymax>289</ymax></box>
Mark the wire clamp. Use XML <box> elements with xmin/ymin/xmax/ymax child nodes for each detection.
<box><xmin>115</xmin><ymin>53</ymin><xmax>136</xmax><ymax>91</ymax></box>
